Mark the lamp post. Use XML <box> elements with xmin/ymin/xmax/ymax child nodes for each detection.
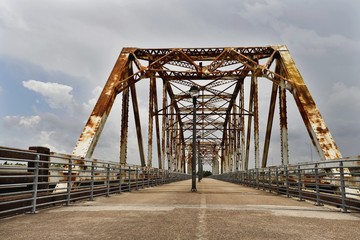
<box><xmin>189</xmin><ymin>85</ymin><xmax>200</xmax><ymax>192</ymax></box>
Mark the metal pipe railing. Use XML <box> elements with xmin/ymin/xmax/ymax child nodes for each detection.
<box><xmin>212</xmin><ymin>159</ymin><xmax>360</xmax><ymax>213</ymax></box>
<box><xmin>0</xmin><ymin>147</ymin><xmax>190</xmax><ymax>218</ymax></box>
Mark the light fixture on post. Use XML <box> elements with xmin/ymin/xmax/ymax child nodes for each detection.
<box><xmin>189</xmin><ymin>85</ymin><xmax>200</xmax><ymax>192</ymax></box>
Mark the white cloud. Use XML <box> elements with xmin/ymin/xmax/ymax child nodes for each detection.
<box><xmin>83</xmin><ymin>86</ymin><xmax>103</xmax><ymax>110</ymax></box>
<box><xmin>19</xmin><ymin>115</ymin><xmax>41</xmax><ymax>127</ymax></box>
<box><xmin>3</xmin><ymin>115</ymin><xmax>41</xmax><ymax>127</ymax></box>
<box><xmin>39</xmin><ymin>130</ymin><xmax>54</xmax><ymax>141</ymax></box>
<box><xmin>23</xmin><ymin>80</ymin><xmax>74</xmax><ymax>109</ymax></box>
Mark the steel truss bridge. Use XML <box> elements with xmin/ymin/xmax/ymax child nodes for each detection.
<box><xmin>1</xmin><ymin>46</ymin><xmax>360</xmax><ymax>220</ymax></box>
<box><xmin>73</xmin><ymin>45</ymin><xmax>342</xmax><ymax>173</ymax></box>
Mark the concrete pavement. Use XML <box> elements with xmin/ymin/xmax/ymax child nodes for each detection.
<box><xmin>1</xmin><ymin>178</ymin><xmax>359</xmax><ymax>240</ymax></box>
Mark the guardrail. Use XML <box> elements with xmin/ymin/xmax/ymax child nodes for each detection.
<box><xmin>0</xmin><ymin>147</ymin><xmax>190</xmax><ymax>218</ymax></box>
<box><xmin>212</xmin><ymin>159</ymin><xmax>360</xmax><ymax>213</ymax></box>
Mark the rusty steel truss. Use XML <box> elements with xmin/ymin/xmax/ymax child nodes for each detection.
<box><xmin>72</xmin><ymin>46</ymin><xmax>342</xmax><ymax>173</ymax></box>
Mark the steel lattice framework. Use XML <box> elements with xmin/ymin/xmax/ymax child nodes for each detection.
<box><xmin>72</xmin><ymin>46</ymin><xmax>342</xmax><ymax>173</ymax></box>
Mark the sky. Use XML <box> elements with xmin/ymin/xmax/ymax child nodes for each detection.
<box><xmin>0</xmin><ymin>0</ymin><xmax>359</xmax><ymax>167</ymax></box>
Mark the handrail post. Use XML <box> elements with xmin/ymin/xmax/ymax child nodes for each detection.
<box><xmin>252</xmin><ymin>169</ymin><xmax>255</xmax><ymax>187</ymax></box>
<box><xmin>262</xmin><ymin>169</ymin><xmax>265</xmax><ymax>190</ymax></box>
<box><xmin>31</xmin><ymin>154</ymin><xmax>40</xmax><ymax>214</ymax></box>
<box><xmin>147</xmin><ymin>167</ymin><xmax>150</xmax><ymax>188</ymax></box>
<box><xmin>128</xmin><ymin>166</ymin><xmax>131</xmax><ymax>192</ymax></box>
<box><xmin>297</xmin><ymin>165</ymin><xmax>304</xmax><ymax>201</ymax></box>
<box><xmin>142</xmin><ymin>167</ymin><xmax>145</xmax><ymax>189</ymax></box>
<box><xmin>256</xmin><ymin>168</ymin><xmax>260</xmax><ymax>190</ymax></box>
<box><xmin>66</xmin><ymin>158</ymin><xmax>73</xmax><ymax>206</ymax></box>
<box><xmin>314</xmin><ymin>163</ymin><xmax>323</xmax><ymax>206</ymax></box>
<box><xmin>246</xmin><ymin>170</ymin><xmax>249</xmax><ymax>186</ymax></box>
<box><xmin>285</xmin><ymin>166</ymin><xmax>289</xmax><ymax>197</ymax></box>
<box><xmin>90</xmin><ymin>161</ymin><xmax>95</xmax><ymax>201</ymax></box>
<box><xmin>106</xmin><ymin>163</ymin><xmax>110</xmax><ymax>197</ymax></box>
<box><xmin>275</xmin><ymin>167</ymin><xmax>279</xmax><ymax>194</ymax></box>
<box><xmin>339</xmin><ymin>161</ymin><xmax>348</xmax><ymax>213</ymax></box>
<box><xmin>156</xmin><ymin>169</ymin><xmax>159</xmax><ymax>185</ymax></box>
<box><xmin>268</xmin><ymin>168</ymin><xmax>271</xmax><ymax>192</ymax></box>
<box><xmin>118</xmin><ymin>166</ymin><xmax>122</xmax><ymax>194</ymax></box>
<box><xmin>135</xmin><ymin>166</ymin><xmax>139</xmax><ymax>191</ymax></box>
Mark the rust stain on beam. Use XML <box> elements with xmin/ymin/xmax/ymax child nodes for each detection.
<box><xmin>277</xmin><ymin>46</ymin><xmax>342</xmax><ymax>160</ymax></box>
<box><xmin>120</xmin><ymin>87</ymin><xmax>129</xmax><ymax>165</ymax></box>
<box><xmin>72</xmin><ymin>49</ymin><xmax>132</xmax><ymax>159</ymax></box>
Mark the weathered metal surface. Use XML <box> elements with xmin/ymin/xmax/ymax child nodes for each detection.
<box><xmin>161</xmin><ymin>81</ymin><xmax>167</xmax><ymax>170</ymax></box>
<box><xmin>120</xmin><ymin>85</ymin><xmax>129</xmax><ymax>165</ymax></box>
<box><xmin>72</xmin><ymin>49</ymin><xmax>132</xmax><ymax>159</ymax></box>
<box><xmin>276</xmin><ymin>46</ymin><xmax>342</xmax><ymax>160</ymax></box>
<box><xmin>73</xmin><ymin>45</ymin><xmax>344</xmax><ymax>175</ymax></box>
<box><xmin>147</xmin><ymin>75</ymin><xmax>155</xmax><ymax>167</ymax></box>
<box><xmin>279</xmin><ymin>79</ymin><xmax>289</xmax><ymax>165</ymax></box>
<box><xmin>253</xmin><ymin>74</ymin><xmax>260</xmax><ymax>169</ymax></box>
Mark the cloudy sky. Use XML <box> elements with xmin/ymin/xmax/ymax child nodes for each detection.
<box><xmin>0</xmin><ymin>0</ymin><xmax>359</xmax><ymax>166</ymax></box>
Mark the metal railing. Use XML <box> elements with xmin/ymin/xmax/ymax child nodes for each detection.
<box><xmin>212</xmin><ymin>159</ymin><xmax>360</xmax><ymax>213</ymax></box>
<box><xmin>0</xmin><ymin>147</ymin><xmax>190</xmax><ymax>218</ymax></box>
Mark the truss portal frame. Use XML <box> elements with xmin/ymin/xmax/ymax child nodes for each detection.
<box><xmin>72</xmin><ymin>46</ymin><xmax>342</xmax><ymax>172</ymax></box>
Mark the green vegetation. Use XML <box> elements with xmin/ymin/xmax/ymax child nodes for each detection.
<box><xmin>203</xmin><ymin>170</ymin><xmax>212</xmax><ymax>178</ymax></box>
<box><xmin>1</xmin><ymin>161</ymin><xmax>26</xmax><ymax>166</ymax></box>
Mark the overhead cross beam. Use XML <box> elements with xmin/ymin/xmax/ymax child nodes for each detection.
<box><xmin>72</xmin><ymin>46</ymin><xmax>342</xmax><ymax>172</ymax></box>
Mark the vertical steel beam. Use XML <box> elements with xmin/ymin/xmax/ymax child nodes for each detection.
<box><xmin>279</xmin><ymin>79</ymin><xmax>289</xmax><ymax>166</ymax></box>
<box><xmin>231</xmin><ymin>106</ymin><xmax>236</xmax><ymax>172</ymax></box>
<box><xmin>228</xmin><ymin>114</ymin><xmax>233</xmax><ymax>172</ymax></box>
<box><xmin>253</xmin><ymin>74</ymin><xmax>260</xmax><ymax>169</ymax></box>
<box><xmin>191</xmin><ymin>95</ymin><xmax>197</xmax><ymax>191</ymax></box>
<box><xmin>197</xmin><ymin>138</ymin><xmax>201</xmax><ymax>181</ymax></box>
<box><xmin>168</xmin><ymin>104</ymin><xmax>174</xmax><ymax>171</ymax></box>
<box><xmin>212</xmin><ymin>145</ymin><xmax>219</xmax><ymax>174</ymax></box>
<box><xmin>147</xmin><ymin>76</ymin><xmax>155</xmax><ymax>167</ymax></box>
<box><xmin>240</xmin><ymin>80</ymin><xmax>245</xmax><ymax>170</ymax></box>
<box><xmin>153</xmin><ymin>79</ymin><xmax>162</xmax><ymax>169</ymax></box>
<box><xmin>166</xmin><ymin>112</ymin><xmax>170</xmax><ymax>171</ymax></box>
<box><xmin>245</xmin><ymin>77</ymin><xmax>255</xmax><ymax>170</ymax></box>
<box><xmin>161</xmin><ymin>81</ymin><xmax>168</xmax><ymax>170</ymax></box>
<box><xmin>181</xmin><ymin>142</ymin><xmax>186</xmax><ymax>173</ymax></box>
<box><xmin>130</xmin><ymin>76</ymin><xmax>146</xmax><ymax>167</ymax></box>
<box><xmin>120</xmin><ymin>86</ymin><xmax>129</xmax><ymax>165</ymax></box>
<box><xmin>175</xmin><ymin>129</ymin><xmax>180</xmax><ymax>172</ymax></box>
<box><xmin>187</xmin><ymin>144</ymin><xmax>192</xmax><ymax>174</ymax></box>
<box><xmin>220</xmin><ymin>146</ymin><xmax>225</xmax><ymax>174</ymax></box>
<box><xmin>261</xmin><ymin>82</ymin><xmax>278</xmax><ymax>167</ymax></box>
<box><xmin>234</xmin><ymin>103</ymin><xmax>240</xmax><ymax>171</ymax></box>
<box><xmin>223</xmin><ymin>126</ymin><xmax>228</xmax><ymax>172</ymax></box>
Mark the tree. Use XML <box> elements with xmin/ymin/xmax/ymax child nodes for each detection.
<box><xmin>203</xmin><ymin>170</ymin><xmax>212</xmax><ymax>178</ymax></box>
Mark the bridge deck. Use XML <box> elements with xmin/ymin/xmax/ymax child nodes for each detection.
<box><xmin>1</xmin><ymin>178</ymin><xmax>359</xmax><ymax>240</ymax></box>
